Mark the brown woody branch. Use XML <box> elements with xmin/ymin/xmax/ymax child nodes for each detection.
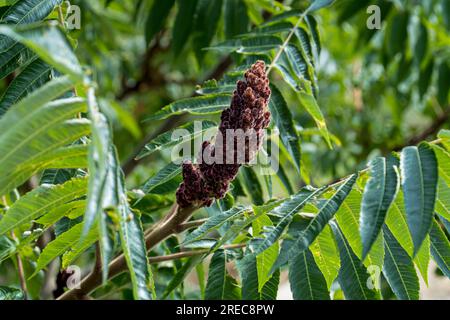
<box><xmin>148</xmin><ymin>243</ymin><xmax>246</xmax><ymax>264</ymax></box>
<box><xmin>393</xmin><ymin>107</ymin><xmax>450</xmax><ymax>151</ymax></box>
<box><xmin>57</xmin><ymin>204</ymin><xmax>198</xmax><ymax>300</ymax></box>
<box><xmin>10</xmin><ymin>231</ymin><xmax>28</xmax><ymax>300</ymax></box>
<box><xmin>116</xmin><ymin>32</ymin><xmax>166</xmax><ymax>101</ymax></box>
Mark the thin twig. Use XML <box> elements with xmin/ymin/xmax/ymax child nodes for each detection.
<box><xmin>15</xmin><ymin>254</ymin><xmax>28</xmax><ymax>299</ymax></box>
<box><xmin>58</xmin><ymin>205</ymin><xmax>198</xmax><ymax>300</ymax></box>
<box><xmin>148</xmin><ymin>243</ymin><xmax>246</xmax><ymax>264</ymax></box>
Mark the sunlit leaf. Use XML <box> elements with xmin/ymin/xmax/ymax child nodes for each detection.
<box><xmin>309</xmin><ymin>224</ymin><xmax>340</xmax><ymax>289</ymax></box>
<box><xmin>335</xmin><ymin>188</ymin><xmax>384</xmax><ymax>268</ymax></box>
<box><xmin>252</xmin><ymin>214</ymin><xmax>279</xmax><ymax>291</ymax></box>
<box><xmin>413</xmin><ymin>236</ymin><xmax>430</xmax><ymax>285</ymax></box>
<box><xmin>385</xmin><ymin>191</ymin><xmax>414</xmax><ymax>257</ymax></box>
<box><xmin>0</xmin><ymin>177</ymin><xmax>87</xmax><ymax>235</ymax></box>
<box><xmin>31</xmin><ymin>222</ymin><xmax>85</xmax><ymax>277</ymax></box>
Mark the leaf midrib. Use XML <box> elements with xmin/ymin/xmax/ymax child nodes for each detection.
<box><xmin>367</xmin><ymin>159</ymin><xmax>387</xmax><ymax>247</ymax></box>
<box><xmin>385</xmin><ymin>241</ymin><xmax>412</xmax><ymax>300</ymax></box>
<box><xmin>338</xmin><ymin>227</ymin><xmax>368</xmax><ymax>300</ymax></box>
<box><xmin>416</xmin><ymin>151</ymin><xmax>426</xmax><ymax>237</ymax></box>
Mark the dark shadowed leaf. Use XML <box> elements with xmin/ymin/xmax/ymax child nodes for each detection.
<box><xmin>260</xmin><ymin>269</ymin><xmax>279</xmax><ymax>300</ymax></box>
<box><xmin>237</xmin><ymin>255</ymin><xmax>259</xmax><ymax>300</ymax></box>
<box><xmin>0</xmin><ymin>58</ymin><xmax>51</xmax><ymax>117</ymax></box>
<box><xmin>360</xmin><ymin>156</ymin><xmax>399</xmax><ymax>258</ymax></box>
<box><xmin>137</xmin><ymin>121</ymin><xmax>216</xmax><ymax>160</ymax></box>
<box><xmin>240</xmin><ymin>166</ymin><xmax>264</xmax><ymax>205</ymax></box>
<box><xmin>382</xmin><ymin>226</ymin><xmax>419</xmax><ymax>300</ymax></box>
<box><xmin>0</xmin><ymin>24</ymin><xmax>83</xmax><ymax>80</ymax></box>
<box><xmin>172</xmin><ymin>0</ymin><xmax>198</xmax><ymax>55</ymax></box>
<box><xmin>146</xmin><ymin>94</ymin><xmax>231</xmax><ymax>121</ymax></box>
<box><xmin>253</xmin><ymin>187</ymin><xmax>323</xmax><ymax>257</ymax></box>
<box><xmin>305</xmin><ymin>15</ymin><xmax>321</xmax><ymax>57</ymax></box>
<box><xmin>224</xmin><ymin>0</ymin><xmax>249</xmax><ymax>38</ymax></box>
<box><xmin>0</xmin><ymin>42</ymin><xmax>34</xmax><ymax>80</ymax></box>
<box><xmin>437</xmin><ymin>60</ymin><xmax>450</xmax><ymax>107</ymax></box>
<box><xmin>162</xmin><ymin>255</ymin><xmax>204</xmax><ymax>299</ymax></box>
<box><xmin>331</xmin><ymin>221</ymin><xmax>380</xmax><ymax>300</ymax></box>
<box><xmin>142</xmin><ymin>162</ymin><xmax>182</xmax><ymax>194</ymax></box>
<box><xmin>0</xmin><ymin>0</ymin><xmax>62</xmax><ymax>25</ymax></box>
<box><xmin>205</xmin><ymin>250</ymin><xmax>241</xmax><ymax>300</ymax></box>
<box><xmin>269</xmin><ymin>85</ymin><xmax>302</xmax><ymax>172</ymax></box>
<box><xmin>275</xmin><ymin>174</ymin><xmax>356</xmax><ymax>269</ymax></box>
<box><xmin>289</xmin><ymin>249</ymin><xmax>330</xmax><ymax>300</ymax></box>
<box><xmin>192</xmin><ymin>0</ymin><xmax>223</xmax><ymax>63</ymax></box>
<box><xmin>400</xmin><ymin>144</ymin><xmax>438</xmax><ymax>255</ymax></box>
<box><xmin>0</xmin><ymin>286</ymin><xmax>23</xmax><ymax>300</ymax></box>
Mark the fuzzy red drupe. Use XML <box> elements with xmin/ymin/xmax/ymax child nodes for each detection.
<box><xmin>176</xmin><ymin>61</ymin><xmax>271</xmax><ymax>208</ymax></box>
